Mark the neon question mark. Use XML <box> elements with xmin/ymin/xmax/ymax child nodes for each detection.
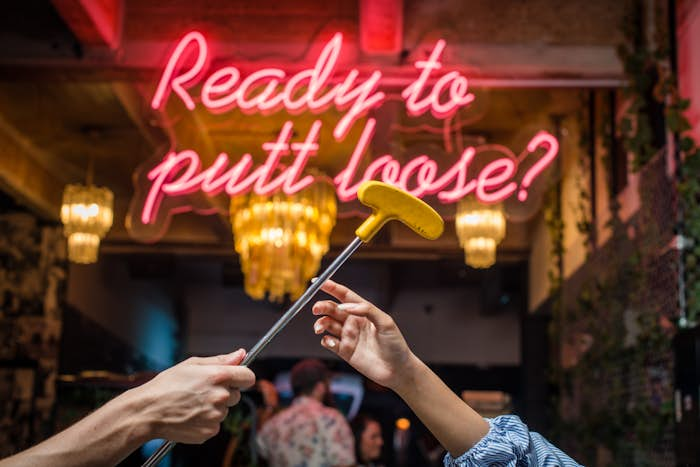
<box><xmin>517</xmin><ymin>131</ymin><xmax>559</xmax><ymax>202</ymax></box>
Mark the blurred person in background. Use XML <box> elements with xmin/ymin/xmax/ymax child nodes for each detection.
<box><xmin>351</xmin><ymin>414</ymin><xmax>385</xmax><ymax>467</ymax></box>
<box><xmin>255</xmin><ymin>379</ymin><xmax>280</xmax><ymax>427</ymax></box>
<box><xmin>256</xmin><ymin>358</ymin><xmax>355</xmax><ymax>467</ymax></box>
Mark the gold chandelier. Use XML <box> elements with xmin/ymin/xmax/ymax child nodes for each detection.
<box><xmin>60</xmin><ymin>184</ymin><xmax>114</xmax><ymax>264</ymax></box>
<box><xmin>230</xmin><ymin>175</ymin><xmax>337</xmax><ymax>302</ymax></box>
<box><xmin>455</xmin><ymin>196</ymin><xmax>506</xmax><ymax>269</ymax></box>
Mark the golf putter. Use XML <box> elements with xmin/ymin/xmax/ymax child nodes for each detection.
<box><xmin>142</xmin><ymin>181</ymin><xmax>444</xmax><ymax>466</ymax></box>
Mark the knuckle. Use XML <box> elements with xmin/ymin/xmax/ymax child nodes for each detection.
<box><xmin>208</xmin><ymin>367</ymin><xmax>226</xmax><ymax>384</ymax></box>
<box><xmin>232</xmin><ymin>368</ymin><xmax>256</xmax><ymax>388</ymax></box>
<box><xmin>244</xmin><ymin>369</ymin><xmax>256</xmax><ymax>386</ymax></box>
<box><xmin>207</xmin><ymin>425</ymin><xmax>221</xmax><ymax>438</ymax></box>
<box><xmin>211</xmin><ymin>389</ymin><xmax>230</xmax><ymax>405</ymax></box>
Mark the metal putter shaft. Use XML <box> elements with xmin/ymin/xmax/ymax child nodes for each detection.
<box><xmin>141</xmin><ymin>181</ymin><xmax>444</xmax><ymax>467</ymax></box>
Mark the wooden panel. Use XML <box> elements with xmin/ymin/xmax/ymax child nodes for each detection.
<box><xmin>0</xmin><ymin>122</ymin><xmax>64</xmax><ymax>219</ymax></box>
<box><xmin>0</xmin><ymin>82</ymin><xmax>150</xmax><ymax>194</ymax></box>
<box><xmin>404</xmin><ymin>0</ymin><xmax>625</xmax><ymax>46</ymax></box>
<box><xmin>123</xmin><ymin>0</ymin><xmax>358</xmax><ymax>43</ymax></box>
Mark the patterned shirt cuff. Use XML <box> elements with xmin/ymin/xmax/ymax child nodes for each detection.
<box><xmin>442</xmin><ymin>415</ymin><xmax>583</xmax><ymax>467</ymax></box>
<box><xmin>442</xmin><ymin>415</ymin><xmax>533</xmax><ymax>466</ymax></box>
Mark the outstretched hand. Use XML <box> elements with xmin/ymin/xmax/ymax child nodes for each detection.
<box><xmin>0</xmin><ymin>349</ymin><xmax>257</xmax><ymax>467</ymax></box>
<box><xmin>134</xmin><ymin>349</ymin><xmax>256</xmax><ymax>444</ymax></box>
<box><xmin>313</xmin><ymin>279</ymin><xmax>491</xmax><ymax>458</ymax></box>
<box><xmin>312</xmin><ymin>279</ymin><xmax>416</xmax><ymax>391</ymax></box>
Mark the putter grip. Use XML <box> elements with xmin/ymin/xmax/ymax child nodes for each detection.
<box><xmin>355</xmin><ymin>181</ymin><xmax>444</xmax><ymax>242</ymax></box>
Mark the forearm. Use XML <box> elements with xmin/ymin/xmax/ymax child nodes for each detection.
<box><xmin>0</xmin><ymin>388</ymin><xmax>153</xmax><ymax>467</ymax></box>
<box><xmin>393</xmin><ymin>355</ymin><xmax>489</xmax><ymax>457</ymax></box>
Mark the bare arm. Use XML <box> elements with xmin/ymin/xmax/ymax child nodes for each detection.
<box><xmin>0</xmin><ymin>349</ymin><xmax>256</xmax><ymax>467</ymax></box>
<box><xmin>312</xmin><ymin>280</ymin><xmax>489</xmax><ymax>457</ymax></box>
<box><xmin>392</xmin><ymin>355</ymin><xmax>489</xmax><ymax>457</ymax></box>
<box><xmin>0</xmin><ymin>388</ymin><xmax>153</xmax><ymax>467</ymax></box>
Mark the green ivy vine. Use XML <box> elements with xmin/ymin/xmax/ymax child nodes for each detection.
<box><xmin>617</xmin><ymin>0</ymin><xmax>669</xmax><ymax>171</ymax></box>
<box><xmin>617</xmin><ymin>0</ymin><xmax>700</xmax><ymax>325</ymax></box>
<box><xmin>664</xmin><ymin>83</ymin><xmax>700</xmax><ymax>325</ymax></box>
<box><xmin>548</xmin><ymin>0</ymin><xmax>688</xmax><ymax>457</ymax></box>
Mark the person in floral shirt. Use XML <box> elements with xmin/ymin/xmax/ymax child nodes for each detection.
<box><xmin>256</xmin><ymin>359</ymin><xmax>355</xmax><ymax>467</ymax></box>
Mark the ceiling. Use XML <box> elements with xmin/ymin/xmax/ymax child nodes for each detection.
<box><xmin>0</xmin><ymin>0</ymin><xmax>625</xmax><ymax>262</ymax></box>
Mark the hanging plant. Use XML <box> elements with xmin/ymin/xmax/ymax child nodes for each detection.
<box><xmin>663</xmin><ymin>81</ymin><xmax>700</xmax><ymax>325</ymax></box>
<box><xmin>617</xmin><ymin>0</ymin><xmax>669</xmax><ymax>170</ymax></box>
<box><xmin>550</xmin><ymin>2</ymin><xmax>685</xmax><ymax>462</ymax></box>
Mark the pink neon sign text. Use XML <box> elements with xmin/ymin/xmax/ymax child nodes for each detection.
<box><xmin>135</xmin><ymin>30</ymin><xmax>560</xmax><ymax>231</ymax></box>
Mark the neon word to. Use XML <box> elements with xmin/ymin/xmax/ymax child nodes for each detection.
<box><xmin>150</xmin><ymin>31</ymin><xmax>475</xmax><ymax>140</ymax></box>
<box><xmin>140</xmin><ymin>118</ymin><xmax>558</xmax><ymax>225</ymax></box>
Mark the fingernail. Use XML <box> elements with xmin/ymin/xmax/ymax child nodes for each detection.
<box><xmin>337</xmin><ymin>303</ymin><xmax>358</xmax><ymax>311</ymax></box>
<box><xmin>310</xmin><ymin>277</ymin><xmax>318</xmax><ymax>283</ymax></box>
<box><xmin>314</xmin><ymin>323</ymin><xmax>323</xmax><ymax>334</ymax></box>
<box><xmin>327</xmin><ymin>338</ymin><xmax>336</xmax><ymax>348</ymax></box>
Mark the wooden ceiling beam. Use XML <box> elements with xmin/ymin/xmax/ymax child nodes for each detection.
<box><xmin>0</xmin><ymin>123</ymin><xmax>64</xmax><ymax>220</ymax></box>
<box><xmin>111</xmin><ymin>82</ymin><xmax>169</xmax><ymax>150</ymax></box>
<box><xmin>0</xmin><ymin>43</ymin><xmax>624</xmax><ymax>87</ymax></box>
<box><xmin>51</xmin><ymin>0</ymin><xmax>124</xmax><ymax>50</ymax></box>
<box><xmin>99</xmin><ymin>238</ymin><xmax>528</xmax><ymax>263</ymax></box>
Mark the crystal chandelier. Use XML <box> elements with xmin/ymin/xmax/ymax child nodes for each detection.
<box><xmin>60</xmin><ymin>184</ymin><xmax>114</xmax><ymax>264</ymax></box>
<box><xmin>230</xmin><ymin>176</ymin><xmax>337</xmax><ymax>302</ymax></box>
<box><xmin>455</xmin><ymin>196</ymin><xmax>506</xmax><ymax>269</ymax></box>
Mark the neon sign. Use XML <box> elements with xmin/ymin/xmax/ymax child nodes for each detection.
<box><xmin>131</xmin><ymin>31</ymin><xmax>559</xmax><ymax>237</ymax></box>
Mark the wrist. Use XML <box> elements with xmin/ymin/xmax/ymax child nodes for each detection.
<box><xmin>391</xmin><ymin>352</ymin><xmax>425</xmax><ymax>394</ymax></box>
<box><xmin>117</xmin><ymin>386</ymin><xmax>157</xmax><ymax>444</ymax></box>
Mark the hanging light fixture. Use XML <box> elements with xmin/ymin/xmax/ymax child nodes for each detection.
<box><xmin>230</xmin><ymin>174</ymin><xmax>337</xmax><ymax>302</ymax></box>
<box><xmin>455</xmin><ymin>196</ymin><xmax>506</xmax><ymax>269</ymax></box>
<box><xmin>60</xmin><ymin>184</ymin><xmax>114</xmax><ymax>264</ymax></box>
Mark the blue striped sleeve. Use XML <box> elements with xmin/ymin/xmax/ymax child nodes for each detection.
<box><xmin>443</xmin><ymin>415</ymin><xmax>584</xmax><ymax>467</ymax></box>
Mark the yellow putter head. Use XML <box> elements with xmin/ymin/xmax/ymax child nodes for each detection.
<box><xmin>355</xmin><ymin>181</ymin><xmax>444</xmax><ymax>242</ymax></box>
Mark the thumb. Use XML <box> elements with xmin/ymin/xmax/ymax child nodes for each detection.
<box><xmin>222</xmin><ymin>348</ymin><xmax>247</xmax><ymax>365</ymax></box>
